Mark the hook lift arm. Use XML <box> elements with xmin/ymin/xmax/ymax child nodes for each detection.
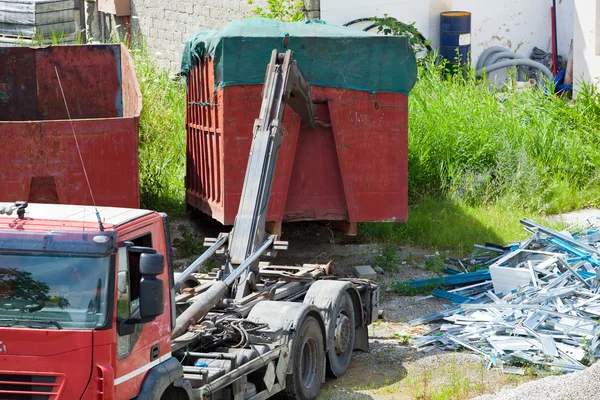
<box><xmin>173</xmin><ymin>50</ymin><xmax>316</xmax><ymax>339</ymax></box>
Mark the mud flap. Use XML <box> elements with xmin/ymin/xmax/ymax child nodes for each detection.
<box><xmin>248</xmin><ymin>301</ymin><xmax>327</xmax><ymax>378</ymax></box>
<box><xmin>304</xmin><ymin>280</ymin><xmax>368</xmax><ymax>353</ymax></box>
<box><xmin>137</xmin><ymin>357</ymin><xmax>192</xmax><ymax>400</ymax></box>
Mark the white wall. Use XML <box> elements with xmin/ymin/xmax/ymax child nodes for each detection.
<box><xmin>573</xmin><ymin>0</ymin><xmax>600</xmax><ymax>91</ymax></box>
<box><xmin>320</xmin><ymin>0</ymin><xmax>446</xmax><ymax>47</ymax></box>
<box><xmin>453</xmin><ymin>0</ymin><xmax>573</xmax><ymax>67</ymax></box>
<box><xmin>321</xmin><ymin>0</ymin><xmax>574</xmax><ymax>68</ymax></box>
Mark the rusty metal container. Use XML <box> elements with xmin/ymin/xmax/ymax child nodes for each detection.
<box><xmin>0</xmin><ymin>44</ymin><xmax>142</xmax><ymax>208</ymax></box>
<box><xmin>185</xmin><ymin>58</ymin><xmax>409</xmax><ymax>235</ymax></box>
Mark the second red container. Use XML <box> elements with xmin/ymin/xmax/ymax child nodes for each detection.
<box><xmin>185</xmin><ymin>60</ymin><xmax>409</xmax><ymax>235</ymax></box>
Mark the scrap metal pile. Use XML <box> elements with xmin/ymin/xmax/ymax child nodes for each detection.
<box><xmin>405</xmin><ymin>218</ymin><xmax>600</xmax><ymax>375</ymax></box>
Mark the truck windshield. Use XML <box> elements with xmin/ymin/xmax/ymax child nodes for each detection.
<box><xmin>0</xmin><ymin>253</ymin><xmax>110</xmax><ymax>330</ymax></box>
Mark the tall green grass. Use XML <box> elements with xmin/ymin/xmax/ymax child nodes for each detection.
<box><xmin>409</xmin><ymin>58</ymin><xmax>600</xmax><ymax>214</ymax></box>
<box><xmin>131</xmin><ymin>48</ymin><xmax>187</xmax><ymax>214</ymax></box>
<box><xmin>358</xmin><ymin>58</ymin><xmax>600</xmax><ymax>252</ymax></box>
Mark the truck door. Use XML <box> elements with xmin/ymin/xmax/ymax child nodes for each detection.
<box><xmin>113</xmin><ymin>223</ymin><xmax>172</xmax><ymax>399</ymax></box>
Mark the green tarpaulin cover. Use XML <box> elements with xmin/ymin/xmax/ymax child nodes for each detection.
<box><xmin>181</xmin><ymin>19</ymin><xmax>417</xmax><ymax>95</ymax></box>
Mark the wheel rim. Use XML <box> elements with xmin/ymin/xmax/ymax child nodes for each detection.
<box><xmin>300</xmin><ymin>336</ymin><xmax>318</xmax><ymax>389</ymax></box>
<box><xmin>334</xmin><ymin>310</ymin><xmax>352</xmax><ymax>355</ymax></box>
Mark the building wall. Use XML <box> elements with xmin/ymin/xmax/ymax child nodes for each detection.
<box><xmin>573</xmin><ymin>0</ymin><xmax>600</xmax><ymax>91</ymax></box>
<box><xmin>130</xmin><ymin>0</ymin><xmax>259</xmax><ymax>71</ymax></box>
<box><xmin>91</xmin><ymin>0</ymin><xmax>583</xmax><ymax>81</ymax></box>
<box><xmin>89</xmin><ymin>0</ymin><xmax>261</xmax><ymax>71</ymax></box>
<box><xmin>321</xmin><ymin>0</ymin><xmax>574</xmax><ymax>68</ymax></box>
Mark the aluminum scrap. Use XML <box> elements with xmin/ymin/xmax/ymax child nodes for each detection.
<box><xmin>413</xmin><ymin>218</ymin><xmax>600</xmax><ymax>374</ymax></box>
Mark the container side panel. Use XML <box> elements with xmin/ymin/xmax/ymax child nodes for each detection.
<box><xmin>185</xmin><ymin>59</ymin><xmax>225</xmax><ymax>220</ymax></box>
<box><xmin>185</xmin><ymin>60</ymin><xmax>409</xmax><ymax>227</ymax></box>
<box><xmin>282</xmin><ymin>102</ymin><xmax>348</xmax><ymax>222</ymax></box>
<box><xmin>328</xmin><ymin>91</ymin><xmax>409</xmax><ymax>222</ymax></box>
<box><xmin>120</xmin><ymin>44</ymin><xmax>142</xmax><ymax>118</ymax></box>
<box><xmin>0</xmin><ymin>118</ymin><xmax>139</xmax><ymax>208</ymax></box>
<box><xmin>35</xmin><ymin>45</ymin><xmax>123</xmax><ymax>120</ymax></box>
<box><xmin>0</xmin><ymin>122</ymin><xmax>40</xmax><ymax>200</ymax></box>
<box><xmin>220</xmin><ymin>85</ymin><xmax>262</xmax><ymax>226</ymax></box>
<box><xmin>0</xmin><ymin>47</ymin><xmax>38</xmax><ymax>121</ymax></box>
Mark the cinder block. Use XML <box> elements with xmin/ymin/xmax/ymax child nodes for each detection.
<box><xmin>353</xmin><ymin>265</ymin><xmax>377</xmax><ymax>280</ymax></box>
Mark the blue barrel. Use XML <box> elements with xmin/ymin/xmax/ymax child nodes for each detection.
<box><xmin>440</xmin><ymin>11</ymin><xmax>471</xmax><ymax>64</ymax></box>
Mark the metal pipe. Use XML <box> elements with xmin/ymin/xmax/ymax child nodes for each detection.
<box><xmin>521</xmin><ymin>219</ymin><xmax>600</xmax><ymax>256</ymax></box>
<box><xmin>200</xmin><ymin>348</ymin><xmax>281</xmax><ymax>396</ymax></box>
<box><xmin>172</xmin><ymin>281</ymin><xmax>228</xmax><ymax>339</ymax></box>
<box><xmin>224</xmin><ymin>236</ymin><xmax>274</xmax><ymax>286</ymax></box>
<box><xmin>172</xmin><ymin>237</ymin><xmax>274</xmax><ymax>339</ymax></box>
<box><xmin>175</xmin><ymin>235</ymin><xmax>228</xmax><ymax>287</ymax></box>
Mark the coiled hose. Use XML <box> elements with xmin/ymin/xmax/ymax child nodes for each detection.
<box><xmin>475</xmin><ymin>46</ymin><xmax>554</xmax><ymax>81</ymax></box>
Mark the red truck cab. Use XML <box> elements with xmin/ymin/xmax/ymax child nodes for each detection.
<box><xmin>0</xmin><ymin>203</ymin><xmax>181</xmax><ymax>399</ymax></box>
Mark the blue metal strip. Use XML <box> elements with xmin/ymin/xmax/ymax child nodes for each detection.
<box><xmin>444</xmin><ymin>268</ymin><xmax>462</xmax><ymax>275</ymax></box>
<box><xmin>432</xmin><ymin>289</ymin><xmax>471</xmax><ymax>304</ymax></box>
<box><xmin>547</xmin><ymin>237</ymin><xmax>600</xmax><ymax>267</ymax></box>
<box><xmin>398</xmin><ymin>269</ymin><xmax>491</xmax><ymax>288</ymax></box>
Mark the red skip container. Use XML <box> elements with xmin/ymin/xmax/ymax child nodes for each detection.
<box><xmin>0</xmin><ymin>44</ymin><xmax>141</xmax><ymax>208</ymax></box>
<box><xmin>185</xmin><ymin>58</ymin><xmax>409</xmax><ymax>235</ymax></box>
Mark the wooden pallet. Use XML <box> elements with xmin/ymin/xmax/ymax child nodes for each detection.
<box><xmin>0</xmin><ymin>0</ymin><xmax>76</xmax><ymax>38</ymax></box>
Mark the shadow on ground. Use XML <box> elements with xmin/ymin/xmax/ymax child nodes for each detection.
<box><xmin>360</xmin><ymin>197</ymin><xmax>510</xmax><ymax>255</ymax></box>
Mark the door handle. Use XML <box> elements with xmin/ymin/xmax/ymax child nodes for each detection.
<box><xmin>150</xmin><ymin>344</ymin><xmax>160</xmax><ymax>361</ymax></box>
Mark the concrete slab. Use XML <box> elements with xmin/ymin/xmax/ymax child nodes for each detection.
<box><xmin>546</xmin><ymin>209</ymin><xmax>600</xmax><ymax>228</ymax></box>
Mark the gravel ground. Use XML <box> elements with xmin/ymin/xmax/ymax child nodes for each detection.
<box><xmin>473</xmin><ymin>362</ymin><xmax>600</xmax><ymax>400</ymax></box>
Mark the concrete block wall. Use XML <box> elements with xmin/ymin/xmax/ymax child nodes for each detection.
<box><xmin>89</xmin><ymin>0</ymin><xmax>263</xmax><ymax>71</ymax></box>
<box><xmin>130</xmin><ymin>0</ymin><xmax>259</xmax><ymax>71</ymax></box>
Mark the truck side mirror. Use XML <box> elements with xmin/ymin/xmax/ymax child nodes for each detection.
<box><xmin>140</xmin><ymin>253</ymin><xmax>164</xmax><ymax>275</ymax></box>
<box><xmin>139</xmin><ymin>253</ymin><xmax>165</xmax><ymax>319</ymax></box>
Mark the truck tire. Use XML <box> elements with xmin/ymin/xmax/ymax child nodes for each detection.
<box><xmin>282</xmin><ymin>316</ymin><xmax>325</xmax><ymax>400</ymax></box>
<box><xmin>325</xmin><ymin>291</ymin><xmax>355</xmax><ymax>378</ymax></box>
<box><xmin>160</xmin><ymin>386</ymin><xmax>189</xmax><ymax>400</ymax></box>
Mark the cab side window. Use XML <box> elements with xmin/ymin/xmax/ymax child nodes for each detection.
<box><xmin>116</xmin><ymin>233</ymin><xmax>152</xmax><ymax>359</ymax></box>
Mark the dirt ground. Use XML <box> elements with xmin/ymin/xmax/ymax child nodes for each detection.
<box><xmin>170</xmin><ymin>214</ymin><xmax>533</xmax><ymax>400</ymax></box>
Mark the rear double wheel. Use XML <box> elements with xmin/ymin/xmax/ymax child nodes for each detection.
<box><xmin>325</xmin><ymin>291</ymin><xmax>355</xmax><ymax>378</ymax></box>
<box><xmin>282</xmin><ymin>316</ymin><xmax>325</xmax><ymax>400</ymax></box>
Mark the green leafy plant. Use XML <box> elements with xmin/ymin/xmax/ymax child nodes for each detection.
<box><xmin>371</xmin><ymin>14</ymin><xmax>431</xmax><ymax>55</ymax></box>
<box><xmin>424</xmin><ymin>253</ymin><xmax>446</xmax><ymax>274</ymax></box>
<box><xmin>248</xmin><ymin>0</ymin><xmax>306</xmax><ymax>22</ymax></box>
<box><xmin>394</xmin><ymin>281</ymin><xmax>439</xmax><ymax>297</ymax></box>
<box><xmin>173</xmin><ymin>225</ymin><xmax>204</xmax><ymax>259</ymax></box>
<box><xmin>374</xmin><ymin>244</ymin><xmax>399</xmax><ymax>272</ymax></box>
<box><xmin>395</xmin><ymin>333</ymin><xmax>412</xmax><ymax>345</ymax></box>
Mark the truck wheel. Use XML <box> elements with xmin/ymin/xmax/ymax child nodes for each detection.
<box><xmin>282</xmin><ymin>316</ymin><xmax>325</xmax><ymax>400</ymax></box>
<box><xmin>326</xmin><ymin>291</ymin><xmax>355</xmax><ymax>378</ymax></box>
<box><xmin>160</xmin><ymin>386</ymin><xmax>188</xmax><ymax>400</ymax></box>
